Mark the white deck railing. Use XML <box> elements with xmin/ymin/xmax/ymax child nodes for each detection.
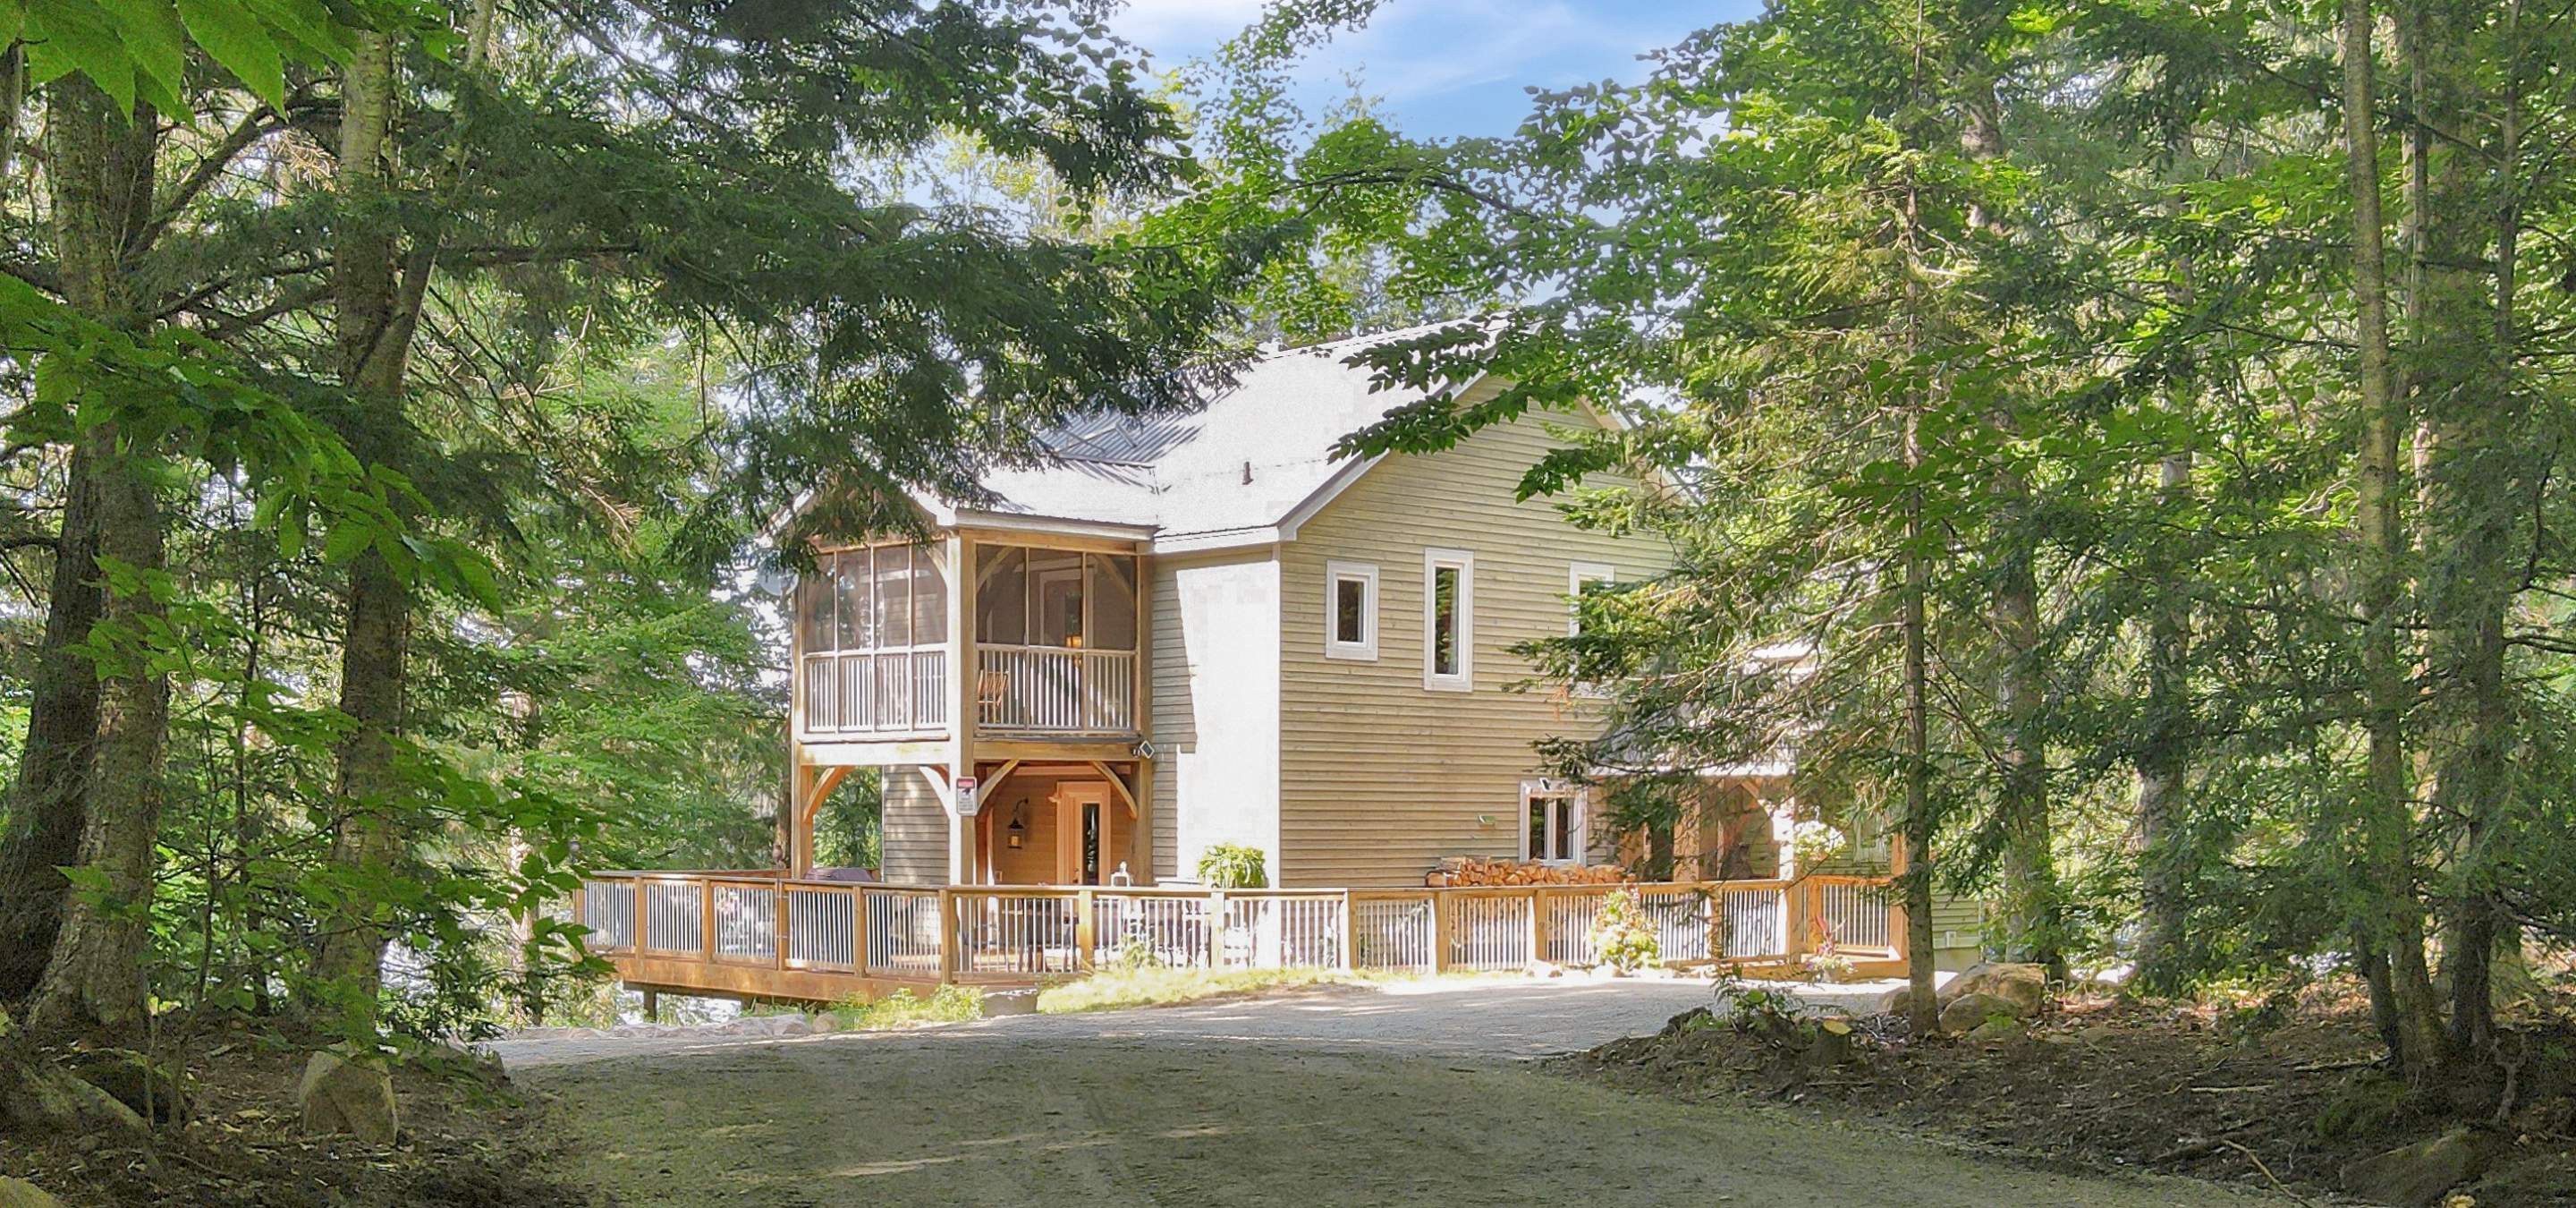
<box><xmin>575</xmin><ymin>872</ymin><xmax>1903</xmax><ymax>987</ymax></box>
<box><xmin>798</xmin><ymin>648</ymin><xmax>949</xmax><ymax>736</ymax></box>
<box><xmin>975</xmin><ymin>644</ymin><xmax>1135</xmax><ymax>734</ymax></box>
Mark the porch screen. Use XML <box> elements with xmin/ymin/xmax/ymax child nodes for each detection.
<box><xmin>970</xmin><ymin>548</ymin><xmax>1137</xmax><ymax>651</ymax></box>
<box><xmin>799</xmin><ymin>544</ymin><xmax>947</xmax><ymax>654</ymax></box>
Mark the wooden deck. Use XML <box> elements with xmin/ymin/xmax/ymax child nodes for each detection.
<box><xmin>575</xmin><ymin>872</ymin><xmax>1908</xmax><ymax>1004</ymax></box>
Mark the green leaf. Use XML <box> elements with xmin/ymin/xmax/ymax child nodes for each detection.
<box><xmin>98</xmin><ymin>0</ymin><xmax>188</xmax><ymax>115</ymax></box>
<box><xmin>176</xmin><ymin>0</ymin><xmax>286</xmax><ymax>109</ymax></box>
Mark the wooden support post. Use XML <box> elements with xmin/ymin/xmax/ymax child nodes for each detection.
<box><xmin>1528</xmin><ymin>889</ymin><xmax>1548</xmax><ymax>968</ymax></box>
<box><xmin>1337</xmin><ymin>891</ymin><xmax>1356</xmax><ymax>972</ymax></box>
<box><xmin>1886</xmin><ymin>836</ymin><xmax>1911</xmax><ymax>973</ymax></box>
<box><xmin>946</xmin><ymin>532</ymin><xmax>977</xmax><ymax>887</ymax></box>
<box><xmin>700</xmin><ymin>878</ymin><xmax>717</xmax><ymax>964</ymax></box>
<box><xmin>775</xmin><ymin>881</ymin><xmax>791</xmax><ymax>970</ymax></box>
<box><xmin>1075</xmin><ymin>888</ymin><xmax>1097</xmax><ymax>971</ymax></box>
<box><xmin>1430</xmin><ymin>891</ymin><xmax>1451</xmax><ymax>974</ymax></box>
<box><xmin>936</xmin><ymin>888</ymin><xmax>960</xmax><ymax>983</ymax></box>
<box><xmin>850</xmin><ymin>886</ymin><xmax>870</xmax><ymax>974</ymax></box>
<box><xmin>1208</xmin><ymin>890</ymin><xmax>1226</xmax><ymax>968</ymax></box>
<box><xmin>641</xmin><ymin>989</ymin><xmax>658</xmax><ymax>1023</ymax></box>
<box><xmin>634</xmin><ymin>879</ymin><xmax>648</xmax><ymax>953</ymax></box>
<box><xmin>1707</xmin><ymin>887</ymin><xmax>1725</xmax><ymax>962</ymax></box>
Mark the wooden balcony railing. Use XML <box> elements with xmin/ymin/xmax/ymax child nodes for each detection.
<box><xmin>975</xmin><ymin>644</ymin><xmax>1136</xmax><ymax>734</ymax></box>
<box><xmin>798</xmin><ymin>648</ymin><xmax>948</xmax><ymax>736</ymax></box>
<box><xmin>574</xmin><ymin>872</ymin><xmax>1903</xmax><ymax>997</ymax></box>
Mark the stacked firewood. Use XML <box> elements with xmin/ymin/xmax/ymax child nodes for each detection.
<box><xmin>1425</xmin><ymin>856</ymin><xmax>1631</xmax><ymax>888</ymax></box>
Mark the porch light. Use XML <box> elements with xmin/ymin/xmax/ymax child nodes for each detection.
<box><xmin>1007</xmin><ymin>802</ymin><xmax>1029</xmax><ymax>849</ymax></box>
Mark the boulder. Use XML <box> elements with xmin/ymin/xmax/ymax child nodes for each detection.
<box><xmin>983</xmin><ymin>989</ymin><xmax>1040</xmax><ymax>1017</ymax></box>
<box><xmin>0</xmin><ymin>1047</ymin><xmax>146</xmax><ymax>1140</ymax></box>
<box><xmin>1965</xmin><ymin>1017</ymin><xmax>2023</xmax><ymax>1042</ymax></box>
<box><xmin>2341</xmin><ymin>1129</ymin><xmax>2496</xmax><ymax>1208</ymax></box>
<box><xmin>1876</xmin><ymin>985</ymin><xmax>1930</xmax><ymax>1018</ymax></box>
<box><xmin>1938</xmin><ymin>991</ymin><xmax>2027</xmax><ymax>1035</ymax></box>
<box><xmin>66</xmin><ymin>1048</ymin><xmax>190</xmax><ymax>1123</ymax></box>
<box><xmin>1936</xmin><ymin>962</ymin><xmax>2047</xmax><ymax>1017</ymax></box>
<box><xmin>0</xmin><ymin>1178</ymin><xmax>64</xmax><ymax>1208</ymax></box>
<box><xmin>298</xmin><ymin>1049</ymin><xmax>399</xmax><ymax>1145</ymax></box>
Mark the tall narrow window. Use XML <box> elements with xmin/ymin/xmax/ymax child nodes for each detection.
<box><xmin>1521</xmin><ymin>780</ymin><xmax>1585</xmax><ymax>864</ymax></box>
<box><xmin>1568</xmin><ymin>562</ymin><xmax>1614</xmax><ymax>695</ymax></box>
<box><xmin>1422</xmin><ymin>548</ymin><xmax>1473</xmax><ymax>691</ymax></box>
<box><xmin>1325</xmin><ymin>560</ymin><xmax>1377</xmax><ymax>661</ymax></box>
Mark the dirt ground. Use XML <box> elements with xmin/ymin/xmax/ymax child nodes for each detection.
<box><xmin>0</xmin><ymin>1020</ymin><xmax>580</xmax><ymax>1208</ymax></box>
<box><xmin>520</xmin><ymin>983</ymin><xmax>2258</xmax><ymax>1207</ymax></box>
<box><xmin>1574</xmin><ymin>984</ymin><xmax>2576</xmax><ymax>1206</ymax></box>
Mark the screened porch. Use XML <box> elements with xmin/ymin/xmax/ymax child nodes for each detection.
<box><xmin>791</xmin><ymin>540</ymin><xmax>1143</xmax><ymax>741</ymax></box>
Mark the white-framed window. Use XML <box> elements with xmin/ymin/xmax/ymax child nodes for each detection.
<box><xmin>1567</xmin><ymin>561</ymin><xmax>1614</xmax><ymax>696</ymax></box>
<box><xmin>1521</xmin><ymin>779</ymin><xmax>1587</xmax><ymax>864</ymax></box>
<box><xmin>1567</xmin><ymin>562</ymin><xmax>1614</xmax><ymax>635</ymax></box>
<box><xmin>1422</xmin><ymin>548</ymin><xmax>1474</xmax><ymax>692</ymax></box>
<box><xmin>1325</xmin><ymin>560</ymin><xmax>1378</xmax><ymax>660</ymax></box>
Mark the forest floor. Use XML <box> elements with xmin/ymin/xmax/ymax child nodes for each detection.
<box><xmin>516</xmin><ymin>980</ymin><xmax>2257</xmax><ymax>1206</ymax></box>
<box><xmin>1575</xmin><ymin>983</ymin><xmax>2576</xmax><ymax>1205</ymax></box>
<box><xmin>0</xmin><ymin>1019</ymin><xmax>582</xmax><ymax>1208</ymax></box>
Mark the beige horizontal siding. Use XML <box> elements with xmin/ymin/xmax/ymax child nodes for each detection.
<box><xmin>1275</xmin><ymin>396</ymin><xmax>1676</xmax><ymax>887</ymax></box>
<box><xmin>881</xmin><ymin>768</ymin><xmax>948</xmax><ymax>885</ymax></box>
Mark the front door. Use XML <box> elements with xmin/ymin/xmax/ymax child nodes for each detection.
<box><xmin>1052</xmin><ymin>781</ymin><xmax>1115</xmax><ymax>885</ymax></box>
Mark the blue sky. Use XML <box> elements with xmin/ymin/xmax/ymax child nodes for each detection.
<box><xmin>1107</xmin><ymin>0</ymin><xmax>1766</xmax><ymax>140</ymax></box>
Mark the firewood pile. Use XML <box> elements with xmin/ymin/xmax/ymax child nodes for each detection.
<box><xmin>1424</xmin><ymin>856</ymin><xmax>1631</xmax><ymax>888</ymax></box>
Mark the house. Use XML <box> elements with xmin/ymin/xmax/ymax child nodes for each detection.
<box><xmin>574</xmin><ymin>328</ymin><xmax>1919</xmax><ymax>1006</ymax></box>
<box><xmin>792</xmin><ymin>326</ymin><xmax>1683</xmax><ymax>890</ymax></box>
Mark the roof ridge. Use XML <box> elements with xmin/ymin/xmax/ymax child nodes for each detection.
<box><xmin>1253</xmin><ymin>315</ymin><xmax>1490</xmax><ymax>362</ymax></box>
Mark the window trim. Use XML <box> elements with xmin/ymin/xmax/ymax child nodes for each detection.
<box><xmin>1566</xmin><ymin>561</ymin><xmax>1614</xmax><ymax>636</ymax></box>
<box><xmin>1324</xmin><ymin>560</ymin><xmax>1379</xmax><ymax>661</ymax></box>
<box><xmin>1519</xmin><ymin>778</ymin><xmax>1588</xmax><ymax>865</ymax></box>
<box><xmin>1421</xmin><ymin>547</ymin><xmax>1475</xmax><ymax>692</ymax></box>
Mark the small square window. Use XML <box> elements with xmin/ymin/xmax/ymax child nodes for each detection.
<box><xmin>1325</xmin><ymin>561</ymin><xmax>1377</xmax><ymax>661</ymax></box>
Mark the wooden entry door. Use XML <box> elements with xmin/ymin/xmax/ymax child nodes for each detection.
<box><xmin>1052</xmin><ymin>781</ymin><xmax>1115</xmax><ymax>885</ymax></box>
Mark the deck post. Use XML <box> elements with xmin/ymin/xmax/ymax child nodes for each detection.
<box><xmin>1706</xmin><ymin>885</ymin><xmax>1724</xmax><ymax>962</ymax></box>
<box><xmin>634</xmin><ymin>878</ymin><xmax>648</xmax><ymax>954</ymax></box>
<box><xmin>1075</xmin><ymin>888</ymin><xmax>1097</xmax><ymax>970</ymax></box>
<box><xmin>1205</xmin><ymin>889</ymin><xmax>1225</xmax><ymax>968</ymax></box>
<box><xmin>775</xmin><ymin>879</ymin><xmax>791</xmax><ymax>970</ymax></box>
<box><xmin>1885</xmin><ymin>836</ymin><xmax>1911</xmax><ymax>974</ymax></box>
<box><xmin>641</xmin><ymin>989</ymin><xmax>658</xmax><ymax>1023</ymax></box>
<box><xmin>1336</xmin><ymin>891</ymin><xmax>1356</xmax><ymax>972</ymax></box>
<box><xmin>1527</xmin><ymin>889</ymin><xmax>1549</xmax><ymax>969</ymax></box>
<box><xmin>850</xmin><ymin>885</ymin><xmax>869</xmax><ymax>974</ymax></box>
<box><xmin>700</xmin><ymin>877</ymin><xmax>717</xmax><ymax>964</ymax></box>
<box><xmin>937</xmin><ymin>887</ymin><xmax>960</xmax><ymax>983</ymax></box>
<box><xmin>1429</xmin><ymin>890</ymin><xmax>1450</xmax><ymax>974</ymax></box>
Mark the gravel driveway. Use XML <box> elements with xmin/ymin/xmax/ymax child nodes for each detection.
<box><xmin>516</xmin><ymin>979</ymin><xmax>2254</xmax><ymax>1207</ymax></box>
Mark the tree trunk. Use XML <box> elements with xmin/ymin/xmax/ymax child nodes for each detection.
<box><xmin>2405</xmin><ymin>0</ymin><xmax>2520</xmax><ymax>1063</ymax></box>
<box><xmin>2340</xmin><ymin>0</ymin><xmax>2446</xmax><ymax>1080</ymax></box>
<box><xmin>1957</xmin><ymin>72</ymin><xmax>2059</xmax><ymax>978</ymax></box>
<box><xmin>25</xmin><ymin>78</ymin><xmax>169</xmax><ymax>1033</ymax></box>
<box><xmin>309</xmin><ymin>30</ymin><xmax>417</xmax><ymax>1005</ymax></box>
<box><xmin>2132</xmin><ymin>447</ymin><xmax>2193</xmax><ymax>990</ymax></box>
<box><xmin>0</xmin><ymin>441</ymin><xmax>105</xmax><ymax>1000</ymax></box>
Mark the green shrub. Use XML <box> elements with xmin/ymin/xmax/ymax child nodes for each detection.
<box><xmin>1196</xmin><ymin>843</ymin><xmax>1269</xmax><ymax>889</ymax></box>
<box><xmin>826</xmin><ymin>984</ymin><xmax>984</xmax><ymax>1030</ymax></box>
<box><xmin>1589</xmin><ymin>889</ymin><xmax>1662</xmax><ymax>973</ymax></box>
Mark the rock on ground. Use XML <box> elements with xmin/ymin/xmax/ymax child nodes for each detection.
<box><xmin>2341</xmin><ymin>1128</ymin><xmax>2496</xmax><ymax>1207</ymax></box>
<box><xmin>1938</xmin><ymin>991</ymin><xmax>2027</xmax><ymax>1035</ymax></box>
<box><xmin>298</xmin><ymin>1049</ymin><xmax>400</xmax><ymax>1144</ymax></box>
<box><xmin>0</xmin><ymin>1046</ymin><xmax>147</xmax><ymax>1139</ymax></box>
<box><xmin>66</xmin><ymin>1048</ymin><xmax>190</xmax><ymax>1124</ymax></box>
<box><xmin>1937</xmin><ymin>962</ymin><xmax>2047</xmax><ymax>1016</ymax></box>
<box><xmin>0</xmin><ymin>1178</ymin><xmax>64</xmax><ymax>1208</ymax></box>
